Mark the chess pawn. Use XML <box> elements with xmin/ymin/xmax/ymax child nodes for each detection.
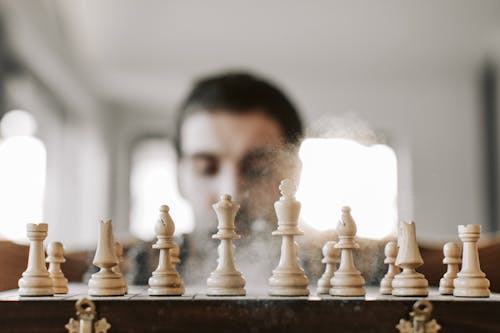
<box><xmin>453</xmin><ymin>224</ymin><xmax>490</xmax><ymax>297</ymax></box>
<box><xmin>330</xmin><ymin>207</ymin><xmax>366</xmax><ymax>296</ymax></box>
<box><xmin>171</xmin><ymin>242</ymin><xmax>181</xmax><ymax>267</ymax></box>
<box><xmin>148</xmin><ymin>205</ymin><xmax>185</xmax><ymax>296</ymax></box>
<box><xmin>46</xmin><ymin>241</ymin><xmax>68</xmax><ymax>294</ymax></box>
<box><xmin>268</xmin><ymin>179</ymin><xmax>309</xmax><ymax>296</ymax></box>
<box><xmin>88</xmin><ymin>220</ymin><xmax>126</xmax><ymax>296</ymax></box>
<box><xmin>379</xmin><ymin>241</ymin><xmax>400</xmax><ymax>295</ymax></box>
<box><xmin>113</xmin><ymin>241</ymin><xmax>128</xmax><ymax>294</ymax></box>
<box><xmin>439</xmin><ymin>242</ymin><xmax>461</xmax><ymax>295</ymax></box>
<box><xmin>392</xmin><ymin>221</ymin><xmax>428</xmax><ymax>296</ymax></box>
<box><xmin>207</xmin><ymin>194</ymin><xmax>246</xmax><ymax>296</ymax></box>
<box><xmin>317</xmin><ymin>241</ymin><xmax>340</xmax><ymax>294</ymax></box>
<box><xmin>18</xmin><ymin>223</ymin><xmax>54</xmax><ymax>296</ymax></box>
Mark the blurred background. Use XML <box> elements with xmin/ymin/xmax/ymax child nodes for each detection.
<box><xmin>0</xmin><ymin>0</ymin><xmax>499</xmax><ymax>250</ymax></box>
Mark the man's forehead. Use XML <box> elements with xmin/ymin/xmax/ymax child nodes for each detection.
<box><xmin>180</xmin><ymin>110</ymin><xmax>284</xmax><ymax>158</ymax></box>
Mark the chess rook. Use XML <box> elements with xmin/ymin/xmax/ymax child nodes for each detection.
<box><xmin>113</xmin><ymin>241</ymin><xmax>128</xmax><ymax>294</ymax></box>
<box><xmin>18</xmin><ymin>223</ymin><xmax>54</xmax><ymax>296</ymax></box>
<box><xmin>317</xmin><ymin>241</ymin><xmax>340</xmax><ymax>294</ymax></box>
<box><xmin>207</xmin><ymin>194</ymin><xmax>246</xmax><ymax>296</ymax></box>
<box><xmin>330</xmin><ymin>207</ymin><xmax>365</xmax><ymax>296</ymax></box>
<box><xmin>88</xmin><ymin>220</ymin><xmax>126</xmax><ymax>296</ymax></box>
<box><xmin>392</xmin><ymin>221</ymin><xmax>428</xmax><ymax>296</ymax></box>
<box><xmin>453</xmin><ymin>224</ymin><xmax>490</xmax><ymax>297</ymax></box>
<box><xmin>379</xmin><ymin>241</ymin><xmax>400</xmax><ymax>295</ymax></box>
<box><xmin>268</xmin><ymin>179</ymin><xmax>309</xmax><ymax>296</ymax></box>
<box><xmin>46</xmin><ymin>241</ymin><xmax>68</xmax><ymax>294</ymax></box>
<box><xmin>439</xmin><ymin>242</ymin><xmax>461</xmax><ymax>295</ymax></box>
<box><xmin>148</xmin><ymin>205</ymin><xmax>185</xmax><ymax>296</ymax></box>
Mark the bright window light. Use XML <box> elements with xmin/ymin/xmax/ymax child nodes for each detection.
<box><xmin>130</xmin><ymin>139</ymin><xmax>194</xmax><ymax>240</ymax></box>
<box><xmin>296</xmin><ymin>138</ymin><xmax>398</xmax><ymax>239</ymax></box>
<box><xmin>0</xmin><ymin>110</ymin><xmax>46</xmax><ymax>242</ymax></box>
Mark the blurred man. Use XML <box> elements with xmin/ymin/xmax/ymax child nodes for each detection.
<box><xmin>172</xmin><ymin>72</ymin><xmax>305</xmax><ymax>286</ymax></box>
<box><xmin>128</xmin><ymin>71</ymin><xmax>305</xmax><ymax>286</ymax></box>
<box><xmin>175</xmin><ymin>72</ymin><xmax>303</xmax><ymax>237</ymax></box>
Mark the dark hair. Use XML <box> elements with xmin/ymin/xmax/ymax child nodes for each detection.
<box><xmin>175</xmin><ymin>71</ymin><xmax>303</xmax><ymax>155</ymax></box>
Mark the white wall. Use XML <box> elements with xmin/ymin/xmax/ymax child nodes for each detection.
<box><xmin>1</xmin><ymin>0</ymin><xmax>500</xmax><ymax>247</ymax></box>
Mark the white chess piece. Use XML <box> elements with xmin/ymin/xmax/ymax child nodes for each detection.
<box><xmin>18</xmin><ymin>223</ymin><xmax>54</xmax><ymax>296</ymax></box>
<box><xmin>453</xmin><ymin>224</ymin><xmax>490</xmax><ymax>297</ymax></box>
<box><xmin>171</xmin><ymin>242</ymin><xmax>181</xmax><ymax>267</ymax></box>
<box><xmin>439</xmin><ymin>242</ymin><xmax>461</xmax><ymax>295</ymax></box>
<box><xmin>207</xmin><ymin>194</ymin><xmax>246</xmax><ymax>296</ymax></box>
<box><xmin>113</xmin><ymin>241</ymin><xmax>128</xmax><ymax>294</ymax></box>
<box><xmin>88</xmin><ymin>220</ymin><xmax>126</xmax><ymax>296</ymax></box>
<box><xmin>379</xmin><ymin>241</ymin><xmax>400</xmax><ymax>295</ymax></box>
<box><xmin>46</xmin><ymin>241</ymin><xmax>68</xmax><ymax>294</ymax></box>
<box><xmin>330</xmin><ymin>207</ymin><xmax>365</xmax><ymax>296</ymax></box>
<box><xmin>268</xmin><ymin>179</ymin><xmax>309</xmax><ymax>296</ymax></box>
<box><xmin>392</xmin><ymin>221</ymin><xmax>428</xmax><ymax>296</ymax></box>
<box><xmin>148</xmin><ymin>205</ymin><xmax>185</xmax><ymax>296</ymax></box>
<box><xmin>317</xmin><ymin>241</ymin><xmax>340</xmax><ymax>294</ymax></box>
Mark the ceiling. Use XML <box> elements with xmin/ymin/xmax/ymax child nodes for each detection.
<box><xmin>2</xmin><ymin>0</ymin><xmax>500</xmax><ymax>113</ymax></box>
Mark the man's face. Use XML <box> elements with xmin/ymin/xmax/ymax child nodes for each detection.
<box><xmin>178</xmin><ymin>110</ymin><xmax>297</xmax><ymax>235</ymax></box>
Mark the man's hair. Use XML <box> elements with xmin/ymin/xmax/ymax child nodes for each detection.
<box><xmin>175</xmin><ymin>71</ymin><xmax>303</xmax><ymax>155</ymax></box>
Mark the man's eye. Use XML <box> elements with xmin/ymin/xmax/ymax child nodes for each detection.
<box><xmin>193</xmin><ymin>157</ymin><xmax>219</xmax><ymax>177</ymax></box>
<box><xmin>242</xmin><ymin>163</ymin><xmax>271</xmax><ymax>180</ymax></box>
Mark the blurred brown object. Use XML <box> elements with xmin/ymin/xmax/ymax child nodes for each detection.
<box><xmin>0</xmin><ymin>240</ymin><xmax>89</xmax><ymax>291</ymax></box>
<box><xmin>420</xmin><ymin>236</ymin><xmax>500</xmax><ymax>293</ymax></box>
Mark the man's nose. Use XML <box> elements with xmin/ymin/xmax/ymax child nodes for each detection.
<box><xmin>217</xmin><ymin>165</ymin><xmax>241</xmax><ymax>199</ymax></box>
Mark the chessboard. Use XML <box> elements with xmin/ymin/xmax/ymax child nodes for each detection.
<box><xmin>0</xmin><ymin>284</ymin><xmax>499</xmax><ymax>333</ymax></box>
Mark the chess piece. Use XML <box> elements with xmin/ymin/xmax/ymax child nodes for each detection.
<box><xmin>392</xmin><ymin>221</ymin><xmax>428</xmax><ymax>296</ymax></box>
<box><xmin>207</xmin><ymin>194</ymin><xmax>246</xmax><ymax>296</ymax></box>
<box><xmin>88</xmin><ymin>220</ymin><xmax>126</xmax><ymax>296</ymax></box>
<box><xmin>316</xmin><ymin>241</ymin><xmax>340</xmax><ymax>294</ymax></box>
<box><xmin>268</xmin><ymin>179</ymin><xmax>309</xmax><ymax>296</ymax></box>
<box><xmin>46</xmin><ymin>241</ymin><xmax>68</xmax><ymax>294</ymax></box>
<box><xmin>330</xmin><ymin>207</ymin><xmax>365</xmax><ymax>296</ymax></box>
<box><xmin>438</xmin><ymin>242</ymin><xmax>461</xmax><ymax>295</ymax></box>
<box><xmin>148</xmin><ymin>205</ymin><xmax>185</xmax><ymax>296</ymax></box>
<box><xmin>171</xmin><ymin>242</ymin><xmax>181</xmax><ymax>267</ymax></box>
<box><xmin>113</xmin><ymin>241</ymin><xmax>128</xmax><ymax>294</ymax></box>
<box><xmin>18</xmin><ymin>223</ymin><xmax>54</xmax><ymax>296</ymax></box>
<box><xmin>380</xmin><ymin>241</ymin><xmax>400</xmax><ymax>295</ymax></box>
<box><xmin>453</xmin><ymin>224</ymin><xmax>490</xmax><ymax>297</ymax></box>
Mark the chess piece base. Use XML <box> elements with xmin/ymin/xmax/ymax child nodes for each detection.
<box><xmin>316</xmin><ymin>272</ymin><xmax>334</xmax><ymax>295</ymax></box>
<box><xmin>453</xmin><ymin>276</ymin><xmax>490</xmax><ymax>297</ymax></box>
<box><xmin>207</xmin><ymin>287</ymin><xmax>246</xmax><ymax>296</ymax></box>
<box><xmin>88</xmin><ymin>270</ymin><xmax>126</xmax><ymax>296</ymax></box>
<box><xmin>53</xmin><ymin>280</ymin><xmax>69</xmax><ymax>294</ymax></box>
<box><xmin>148</xmin><ymin>273</ymin><xmax>185</xmax><ymax>296</ymax></box>
<box><xmin>438</xmin><ymin>277</ymin><xmax>454</xmax><ymax>295</ymax></box>
<box><xmin>268</xmin><ymin>271</ymin><xmax>309</xmax><ymax>296</ymax></box>
<box><xmin>330</xmin><ymin>286</ymin><xmax>366</xmax><ymax>297</ymax></box>
<box><xmin>379</xmin><ymin>277</ymin><xmax>394</xmax><ymax>295</ymax></box>
<box><xmin>316</xmin><ymin>286</ymin><xmax>330</xmax><ymax>295</ymax></box>
<box><xmin>51</xmin><ymin>274</ymin><xmax>69</xmax><ymax>294</ymax></box>
<box><xmin>207</xmin><ymin>272</ymin><xmax>246</xmax><ymax>296</ymax></box>
<box><xmin>269</xmin><ymin>286</ymin><xmax>309</xmax><ymax>296</ymax></box>
<box><xmin>18</xmin><ymin>275</ymin><xmax>54</xmax><ymax>296</ymax></box>
<box><xmin>391</xmin><ymin>271</ymin><xmax>429</xmax><ymax>296</ymax></box>
<box><xmin>330</xmin><ymin>272</ymin><xmax>366</xmax><ymax>296</ymax></box>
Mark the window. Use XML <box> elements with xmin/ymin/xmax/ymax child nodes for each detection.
<box><xmin>129</xmin><ymin>138</ymin><xmax>194</xmax><ymax>240</ymax></box>
<box><xmin>0</xmin><ymin>110</ymin><xmax>46</xmax><ymax>242</ymax></box>
<box><xmin>296</xmin><ymin>138</ymin><xmax>398</xmax><ymax>239</ymax></box>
